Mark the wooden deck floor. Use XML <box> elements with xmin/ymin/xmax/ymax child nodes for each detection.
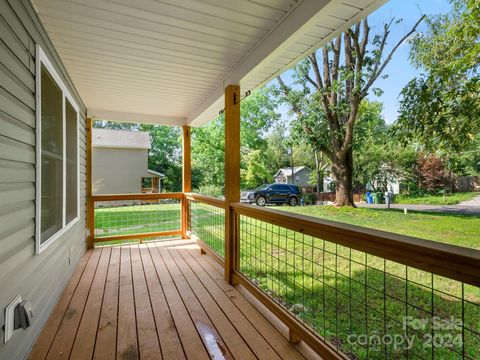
<box><xmin>29</xmin><ymin>239</ymin><xmax>317</xmax><ymax>360</ymax></box>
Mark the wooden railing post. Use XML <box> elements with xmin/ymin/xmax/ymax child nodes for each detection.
<box><xmin>86</xmin><ymin>117</ymin><xmax>94</xmax><ymax>249</ymax></box>
<box><xmin>182</xmin><ymin>125</ymin><xmax>191</xmax><ymax>239</ymax></box>
<box><xmin>224</xmin><ymin>85</ymin><xmax>240</xmax><ymax>284</ymax></box>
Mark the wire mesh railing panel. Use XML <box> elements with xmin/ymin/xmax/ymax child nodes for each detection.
<box><xmin>188</xmin><ymin>200</ymin><xmax>225</xmax><ymax>258</ymax></box>
<box><xmin>237</xmin><ymin>215</ymin><xmax>480</xmax><ymax>360</ymax></box>
<box><xmin>94</xmin><ymin>198</ymin><xmax>181</xmax><ymax>239</ymax></box>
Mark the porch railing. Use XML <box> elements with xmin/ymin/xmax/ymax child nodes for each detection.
<box><xmin>185</xmin><ymin>193</ymin><xmax>225</xmax><ymax>264</ymax></box>
<box><xmin>86</xmin><ymin>192</ymin><xmax>480</xmax><ymax>359</ymax></box>
<box><xmin>188</xmin><ymin>194</ymin><xmax>480</xmax><ymax>360</ymax></box>
<box><xmin>89</xmin><ymin>193</ymin><xmax>183</xmax><ymax>245</ymax></box>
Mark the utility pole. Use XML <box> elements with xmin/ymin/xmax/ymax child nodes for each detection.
<box><xmin>287</xmin><ymin>147</ymin><xmax>294</xmax><ymax>184</ymax></box>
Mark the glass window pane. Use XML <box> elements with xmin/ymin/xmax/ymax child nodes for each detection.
<box><xmin>66</xmin><ymin>99</ymin><xmax>77</xmax><ymax>224</ymax></box>
<box><xmin>40</xmin><ymin>65</ymin><xmax>63</xmax><ymax>243</ymax></box>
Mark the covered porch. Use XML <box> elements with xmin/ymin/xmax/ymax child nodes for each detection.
<box><xmin>2</xmin><ymin>0</ymin><xmax>477</xmax><ymax>359</ymax></box>
<box><xmin>29</xmin><ymin>188</ymin><xmax>480</xmax><ymax>359</ymax></box>
<box><xmin>29</xmin><ymin>239</ymin><xmax>313</xmax><ymax>360</ymax></box>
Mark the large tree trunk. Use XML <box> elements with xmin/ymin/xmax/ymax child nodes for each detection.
<box><xmin>331</xmin><ymin>148</ymin><xmax>355</xmax><ymax>207</ymax></box>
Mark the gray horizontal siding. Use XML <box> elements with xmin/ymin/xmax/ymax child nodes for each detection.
<box><xmin>0</xmin><ymin>0</ymin><xmax>87</xmax><ymax>359</ymax></box>
<box><xmin>93</xmin><ymin>147</ymin><xmax>149</xmax><ymax>194</ymax></box>
<box><xmin>0</xmin><ymin>111</ymin><xmax>36</xmax><ymax>145</ymax></box>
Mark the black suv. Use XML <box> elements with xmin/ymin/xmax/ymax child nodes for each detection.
<box><xmin>241</xmin><ymin>183</ymin><xmax>301</xmax><ymax>206</ymax></box>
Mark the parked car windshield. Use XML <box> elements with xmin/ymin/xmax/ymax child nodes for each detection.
<box><xmin>255</xmin><ymin>184</ymin><xmax>269</xmax><ymax>191</ymax></box>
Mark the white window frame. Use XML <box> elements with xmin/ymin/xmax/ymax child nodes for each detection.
<box><xmin>35</xmin><ymin>45</ymin><xmax>80</xmax><ymax>254</ymax></box>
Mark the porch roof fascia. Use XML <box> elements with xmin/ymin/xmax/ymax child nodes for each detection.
<box><xmin>87</xmin><ymin>108</ymin><xmax>187</xmax><ymax>127</ymax></box>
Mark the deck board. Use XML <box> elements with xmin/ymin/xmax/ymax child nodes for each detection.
<box><xmin>70</xmin><ymin>247</ymin><xmax>111</xmax><ymax>360</ymax></box>
<box><xmin>147</xmin><ymin>242</ymin><xmax>210</xmax><ymax>360</ymax></box>
<box><xmin>156</xmin><ymin>242</ymin><xmax>236</xmax><ymax>359</ymax></box>
<box><xmin>139</xmin><ymin>246</ymin><xmax>185</xmax><ymax>359</ymax></box>
<box><xmin>117</xmin><ymin>247</ymin><xmax>139</xmax><ymax>360</ymax></box>
<box><xmin>131</xmin><ymin>246</ymin><xmax>162</xmax><ymax>360</ymax></box>
<box><xmin>177</xmin><ymin>245</ymin><xmax>305</xmax><ymax>360</ymax></box>
<box><xmin>29</xmin><ymin>251</ymin><xmax>93</xmax><ymax>360</ymax></box>
<box><xmin>44</xmin><ymin>249</ymin><xmax>103</xmax><ymax>360</ymax></box>
<box><xmin>169</xmin><ymin>245</ymin><xmax>280</xmax><ymax>360</ymax></box>
<box><xmin>165</xmin><ymin>245</ymin><xmax>256</xmax><ymax>360</ymax></box>
<box><xmin>94</xmin><ymin>247</ymin><xmax>120</xmax><ymax>360</ymax></box>
<box><xmin>29</xmin><ymin>239</ymin><xmax>316</xmax><ymax>360</ymax></box>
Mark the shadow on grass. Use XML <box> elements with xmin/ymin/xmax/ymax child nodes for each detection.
<box><xmin>364</xmin><ymin>207</ymin><xmax>480</xmax><ymax>218</ymax></box>
<box><xmin>189</xmin><ymin>205</ymin><xmax>480</xmax><ymax>359</ymax></box>
<box><xmin>94</xmin><ymin>208</ymin><xmax>181</xmax><ymax>236</ymax></box>
<box><xmin>239</xmin><ymin>258</ymin><xmax>480</xmax><ymax>360</ymax></box>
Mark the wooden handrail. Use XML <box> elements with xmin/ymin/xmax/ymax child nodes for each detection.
<box><xmin>91</xmin><ymin>193</ymin><xmax>183</xmax><ymax>201</ymax></box>
<box><xmin>231</xmin><ymin>202</ymin><xmax>480</xmax><ymax>287</ymax></box>
<box><xmin>184</xmin><ymin>193</ymin><xmax>226</xmax><ymax>208</ymax></box>
<box><xmin>91</xmin><ymin>192</ymin><xmax>183</xmax><ymax>243</ymax></box>
<box><xmin>94</xmin><ymin>230</ymin><xmax>182</xmax><ymax>243</ymax></box>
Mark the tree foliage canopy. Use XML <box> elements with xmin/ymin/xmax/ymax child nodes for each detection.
<box><xmin>274</xmin><ymin>15</ymin><xmax>423</xmax><ymax>205</ymax></box>
<box><xmin>191</xmin><ymin>87</ymin><xmax>279</xmax><ymax>191</ymax></box>
<box><xmin>394</xmin><ymin>0</ymin><xmax>480</xmax><ymax>152</ymax></box>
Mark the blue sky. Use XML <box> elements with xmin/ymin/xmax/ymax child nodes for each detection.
<box><xmin>274</xmin><ymin>0</ymin><xmax>452</xmax><ymax>124</ymax></box>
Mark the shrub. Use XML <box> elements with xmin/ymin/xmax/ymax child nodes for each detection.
<box><xmin>416</xmin><ymin>154</ymin><xmax>446</xmax><ymax>193</ymax></box>
<box><xmin>195</xmin><ymin>184</ymin><xmax>223</xmax><ymax>198</ymax></box>
<box><xmin>303</xmin><ymin>193</ymin><xmax>317</xmax><ymax>205</ymax></box>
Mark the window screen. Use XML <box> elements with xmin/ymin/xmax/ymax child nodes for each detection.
<box><xmin>40</xmin><ymin>65</ymin><xmax>63</xmax><ymax>244</ymax></box>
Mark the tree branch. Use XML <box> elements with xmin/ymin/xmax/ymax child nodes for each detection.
<box><xmin>331</xmin><ymin>35</ymin><xmax>342</xmax><ymax>107</ymax></box>
<box><xmin>371</xmin><ymin>18</ymin><xmax>395</xmax><ymax>77</ymax></box>
<box><xmin>340</xmin><ymin>20</ymin><xmax>369</xmax><ymax>157</ymax></box>
<box><xmin>309</xmin><ymin>53</ymin><xmax>334</xmax><ymax>121</ymax></box>
<box><xmin>344</xmin><ymin>31</ymin><xmax>354</xmax><ymax>101</ymax></box>
<box><xmin>309</xmin><ymin>53</ymin><xmax>324</xmax><ymax>90</ymax></box>
<box><xmin>360</xmin><ymin>18</ymin><xmax>369</xmax><ymax>59</ymax></box>
<box><xmin>322</xmin><ymin>46</ymin><xmax>332</xmax><ymax>90</ymax></box>
<box><xmin>305</xmin><ymin>74</ymin><xmax>320</xmax><ymax>90</ymax></box>
<box><xmin>361</xmin><ymin>15</ymin><xmax>425</xmax><ymax>96</ymax></box>
<box><xmin>352</xmin><ymin>19</ymin><xmax>369</xmax><ymax>93</ymax></box>
<box><xmin>318</xmin><ymin>144</ymin><xmax>333</xmax><ymax>160</ymax></box>
<box><xmin>276</xmin><ymin>75</ymin><xmax>304</xmax><ymax>119</ymax></box>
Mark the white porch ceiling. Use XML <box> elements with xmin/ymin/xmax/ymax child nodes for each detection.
<box><xmin>32</xmin><ymin>0</ymin><xmax>386</xmax><ymax>126</ymax></box>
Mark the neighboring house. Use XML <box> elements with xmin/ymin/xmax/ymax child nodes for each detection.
<box><xmin>323</xmin><ymin>176</ymin><xmax>335</xmax><ymax>192</ymax></box>
<box><xmin>274</xmin><ymin>166</ymin><xmax>313</xmax><ymax>187</ymax></box>
<box><xmin>367</xmin><ymin>178</ymin><xmax>401</xmax><ymax>194</ymax></box>
<box><xmin>92</xmin><ymin>129</ymin><xmax>164</xmax><ymax>194</ymax></box>
<box><xmin>324</xmin><ymin>176</ymin><xmax>401</xmax><ymax>194</ymax></box>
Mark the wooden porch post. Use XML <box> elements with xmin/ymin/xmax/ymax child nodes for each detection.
<box><xmin>224</xmin><ymin>85</ymin><xmax>240</xmax><ymax>284</ymax></box>
<box><xmin>182</xmin><ymin>125</ymin><xmax>191</xmax><ymax>239</ymax></box>
<box><xmin>86</xmin><ymin>117</ymin><xmax>94</xmax><ymax>249</ymax></box>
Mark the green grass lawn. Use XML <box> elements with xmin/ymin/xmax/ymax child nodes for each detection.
<box><xmin>94</xmin><ymin>203</ymin><xmax>181</xmax><ymax>238</ymax></box>
<box><xmin>281</xmin><ymin>205</ymin><xmax>480</xmax><ymax>249</ymax></box>
<box><xmin>192</xmin><ymin>204</ymin><xmax>480</xmax><ymax>359</ymax></box>
<box><xmin>394</xmin><ymin>192</ymin><xmax>478</xmax><ymax>205</ymax></box>
<box><xmin>95</xmin><ymin>202</ymin><xmax>480</xmax><ymax>359</ymax></box>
